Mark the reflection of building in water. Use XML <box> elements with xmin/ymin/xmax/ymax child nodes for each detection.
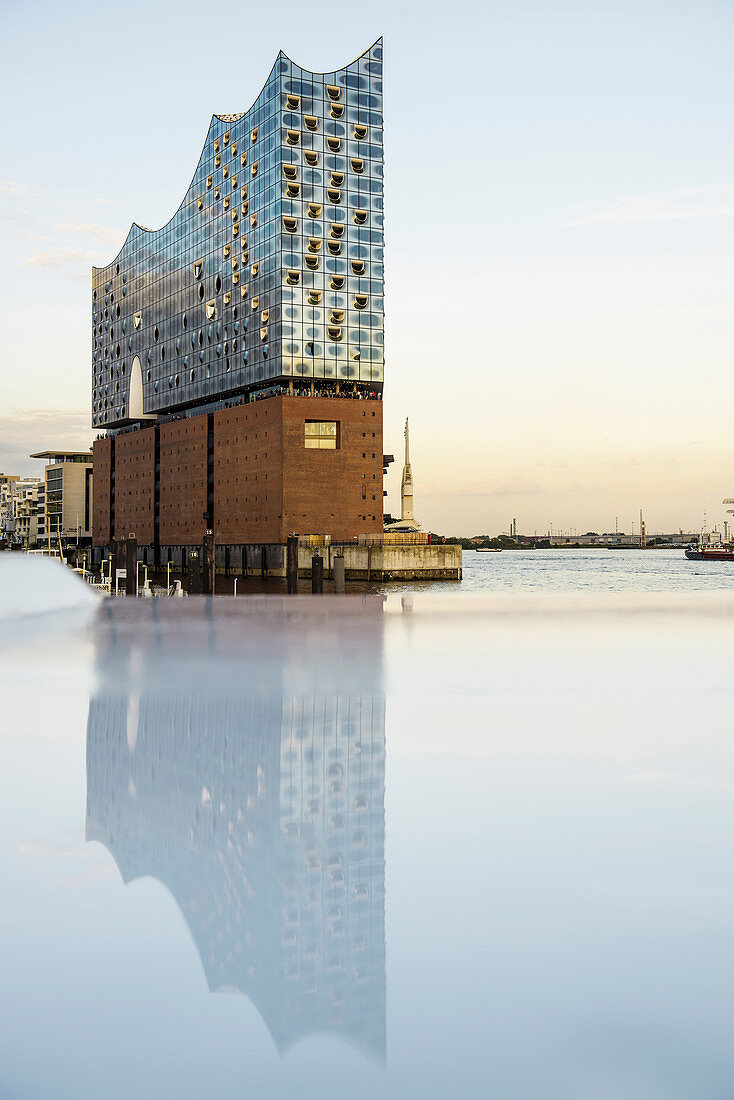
<box><xmin>86</xmin><ymin>602</ymin><xmax>386</xmax><ymax>1062</ymax></box>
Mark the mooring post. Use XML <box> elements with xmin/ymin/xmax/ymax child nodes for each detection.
<box><xmin>287</xmin><ymin>535</ymin><xmax>299</xmax><ymax>594</ymax></box>
<box><xmin>261</xmin><ymin>545</ymin><xmax>267</xmax><ymax>580</ymax></box>
<box><xmin>202</xmin><ymin>532</ymin><xmax>215</xmax><ymax>595</ymax></box>
<box><xmin>187</xmin><ymin>549</ymin><xmax>201</xmax><ymax>595</ymax></box>
<box><xmin>333</xmin><ymin>553</ymin><xmax>345</xmax><ymax>594</ymax></box>
<box><xmin>311</xmin><ymin>554</ymin><xmax>324</xmax><ymax>594</ymax></box>
<box><xmin>125</xmin><ymin>535</ymin><xmax>137</xmax><ymax>597</ymax></box>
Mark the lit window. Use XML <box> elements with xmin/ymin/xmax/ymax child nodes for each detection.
<box><xmin>304</xmin><ymin>115</ymin><xmax>318</xmax><ymax>131</ymax></box>
<box><xmin>327</xmin><ymin>325</ymin><xmax>342</xmax><ymax>341</ymax></box>
<box><xmin>350</xmin><ymin>158</ymin><xmax>364</xmax><ymax>174</ymax></box>
<box><xmin>251</xmin><ymin>126</ymin><xmax>258</xmax><ymax>142</ymax></box>
<box><xmin>330</xmin><ymin>275</ymin><xmax>344</xmax><ymax>289</ymax></box>
<box><xmin>307</xmin><ymin>237</ymin><xmax>322</xmax><ymax>252</ymax></box>
<box><xmin>286</xmin><ymin>129</ymin><xmax>300</xmax><ymax>146</ymax></box>
<box><xmin>304</xmin><ymin>150</ymin><xmax>319</xmax><ymax>166</ymax></box>
<box><xmin>308</xmin><ymin>290</ymin><xmax>322</xmax><ymax>305</ymax></box>
<box><xmin>330</xmin><ymin>171</ymin><xmax>344</xmax><ymax>186</ymax></box>
<box><xmin>286</xmin><ymin>183</ymin><xmax>300</xmax><ymax>198</ymax></box>
<box><xmin>327</xmin><ymin>137</ymin><xmax>341</xmax><ymax>153</ymax></box>
<box><xmin>240</xmin><ymin>152</ymin><xmax>248</xmax><ymax>167</ymax></box>
<box><xmin>354</xmin><ymin>124</ymin><xmax>367</xmax><ymax>140</ymax></box>
<box><xmin>330</xmin><ymin>103</ymin><xmax>344</xmax><ymax>119</ymax></box>
<box><xmin>327</xmin><ymin>188</ymin><xmax>341</xmax><ymax>204</ymax></box>
<box><xmin>283</xmin><ymin>164</ymin><xmax>298</xmax><ymax>180</ymax></box>
<box><xmin>223</xmin><ymin>130</ymin><xmax>231</xmax><ymax>145</ymax></box>
<box><xmin>215</xmin><ymin>153</ymin><xmax>222</xmax><ymax>167</ymax></box>
<box><xmin>305</xmin><ymin>420</ymin><xmax>338</xmax><ymax>449</ymax></box>
<box><xmin>330</xmin><ymin>309</ymin><xmax>345</xmax><ymax>323</ymax></box>
<box><xmin>330</xmin><ymin>223</ymin><xmax>344</xmax><ymax>238</ymax></box>
<box><xmin>307</xmin><ymin>203</ymin><xmax>322</xmax><ymax>218</ymax></box>
<box><xmin>354</xmin><ymin>209</ymin><xmax>368</xmax><ymax>225</ymax></box>
<box><xmin>206</xmin><ymin>299</ymin><xmax>217</xmax><ymax>320</ymax></box>
<box><xmin>286</xmin><ymin>93</ymin><xmax>300</xmax><ymax>110</ymax></box>
<box><xmin>251</xmin><ymin>262</ymin><xmax>259</xmax><ymax>277</ymax></box>
<box><xmin>326</xmin><ymin>84</ymin><xmax>340</xmax><ymax>101</ymax></box>
<box><xmin>206</xmin><ymin>175</ymin><xmax>213</xmax><ymax>189</ymax></box>
<box><xmin>286</xmin><ymin>270</ymin><xmax>300</xmax><ymax>285</ymax></box>
<box><xmin>305</xmin><ymin>255</ymin><xmax>319</xmax><ymax>270</ymax></box>
<box><xmin>327</xmin><ymin>240</ymin><xmax>341</xmax><ymax>255</ymax></box>
<box><xmin>353</xmin><ymin>294</ymin><xmax>368</xmax><ymax>309</ymax></box>
<box><xmin>351</xmin><ymin>260</ymin><xmax>365</xmax><ymax>275</ymax></box>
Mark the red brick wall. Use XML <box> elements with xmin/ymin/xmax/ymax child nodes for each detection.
<box><xmin>114</xmin><ymin>427</ymin><xmax>155</xmax><ymax>544</ymax></box>
<box><xmin>92</xmin><ymin>437</ymin><xmax>112</xmax><ymax>547</ymax></box>
<box><xmin>213</xmin><ymin>401</ymin><xmax>284</xmax><ymax>544</ymax></box>
<box><xmin>92</xmin><ymin>396</ymin><xmax>384</xmax><ymax>548</ymax></box>
<box><xmin>281</xmin><ymin>397</ymin><xmax>383</xmax><ymax>542</ymax></box>
<box><xmin>159</xmin><ymin>417</ymin><xmax>208</xmax><ymax>544</ymax></box>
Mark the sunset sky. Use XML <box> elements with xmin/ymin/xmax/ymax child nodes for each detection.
<box><xmin>1</xmin><ymin>0</ymin><xmax>732</xmax><ymax>535</ymax></box>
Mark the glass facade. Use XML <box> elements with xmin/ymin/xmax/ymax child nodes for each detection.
<box><xmin>91</xmin><ymin>40</ymin><xmax>384</xmax><ymax>430</ymax></box>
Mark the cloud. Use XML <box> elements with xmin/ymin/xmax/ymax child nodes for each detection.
<box><xmin>565</xmin><ymin>185</ymin><xmax>734</xmax><ymax>227</ymax></box>
<box><xmin>0</xmin><ymin>178</ymin><xmax>37</xmax><ymax>199</ymax></box>
<box><xmin>0</xmin><ymin>409</ymin><xmax>92</xmax><ymax>475</ymax></box>
<box><xmin>52</xmin><ymin>220</ymin><xmax>125</xmax><ymax>248</ymax></box>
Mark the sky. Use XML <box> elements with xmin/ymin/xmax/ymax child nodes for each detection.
<box><xmin>1</xmin><ymin>0</ymin><xmax>732</xmax><ymax>536</ymax></box>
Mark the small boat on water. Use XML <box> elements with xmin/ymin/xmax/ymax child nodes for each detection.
<box><xmin>685</xmin><ymin>545</ymin><xmax>734</xmax><ymax>562</ymax></box>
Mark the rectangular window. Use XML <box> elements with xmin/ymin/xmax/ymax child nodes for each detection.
<box><xmin>304</xmin><ymin>420</ymin><xmax>338</xmax><ymax>450</ymax></box>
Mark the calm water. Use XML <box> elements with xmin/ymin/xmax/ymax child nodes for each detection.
<box><xmin>4</xmin><ymin>585</ymin><xmax>734</xmax><ymax>1098</ymax></box>
<box><xmin>397</xmin><ymin>548</ymin><xmax>734</xmax><ymax>595</ymax></box>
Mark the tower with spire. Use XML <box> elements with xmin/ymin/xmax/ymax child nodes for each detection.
<box><xmin>386</xmin><ymin>417</ymin><xmax>421</xmax><ymax>532</ymax></box>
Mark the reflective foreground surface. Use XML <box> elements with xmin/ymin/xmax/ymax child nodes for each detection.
<box><xmin>3</xmin><ymin>593</ymin><xmax>734</xmax><ymax>1098</ymax></box>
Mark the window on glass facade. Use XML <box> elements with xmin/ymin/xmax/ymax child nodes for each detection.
<box><xmin>304</xmin><ymin>150</ymin><xmax>319</xmax><ymax>166</ymax></box>
<box><xmin>305</xmin><ymin>421</ymin><xmax>338</xmax><ymax>449</ymax></box>
<box><xmin>326</xmin><ymin>84</ymin><xmax>340</xmax><ymax>101</ymax></box>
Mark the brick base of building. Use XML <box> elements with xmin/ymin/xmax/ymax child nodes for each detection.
<box><xmin>92</xmin><ymin>395</ymin><xmax>383</xmax><ymax>549</ymax></box>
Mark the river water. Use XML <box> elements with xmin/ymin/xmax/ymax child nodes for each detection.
<box><xmin>394</xmin><ymin>548</ymin><xmax>734</xmax><ymax>595</ymax></box>
<box><xmin>4</xmin><ymin>563</ymin><xmax>734</xmax><ymax>1098</ymax></box>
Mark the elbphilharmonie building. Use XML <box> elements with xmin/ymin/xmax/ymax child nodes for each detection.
<box><xmin>92</xmin><ymin>41</ymin><xmax>385</xmax><ymax>553</ymax></box>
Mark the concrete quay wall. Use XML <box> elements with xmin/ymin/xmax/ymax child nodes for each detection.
<box><xmin>295</xmin><ymin>543</ymin><xmax>462</xmax><ymax>581</ymax></box>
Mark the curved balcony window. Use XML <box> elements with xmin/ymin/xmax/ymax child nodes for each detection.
<box><xmin>252</xmin><ymin>296</ymin><xmax>259</xmax><ymax>310</ymax></box>
<box><xmin>327</xmin><ymin>188</ymin><xmax>341</xmax><ymax>204</ymax></box>
<box><xmin>327</xmin><ymin>240</ymin><xmax>341</xmax><ymax>255</ymax></box>
<box><xmin>251</xmin><ymin>126</ymin><xmax>258</xmax><ymax>142</ymax></box>
<box><xmin>286</xmin><ymin>93</ymin><xmax>300</xmax><ymax>110</ymax></box>
<box><xmin>223</xmin><ymin>131</ymin><xmax>231</xmax><ymax>145</ymax></box>
<box><xmin>330</xmin><ymin>309</ymin><xmax>345</xmax><ymax>323</ymax></box>
<box><xmin>260</xmin><ymin>327</ymin><xmax>268</xmax><ymax>340</ymax></box>
<box><xmin>351</xmin><ymin>348</ymin><xmax>361</xmax><ymax>360</ymax></box>
<box><xmin>206</xmin><ymin>299</ymin><xmax>217</xmax><ymax>320</ymax></box>
<box><xmin>330</xmin><ymin>103</ymin><xmax>344</xmax><ymax>119</ymax></box>
<box><xmin>330</xmin><ymin>275</ymin><xmax>344</xmax><ymax>290</ymax></box>
<box><xmin>286</xmin><ymin>183</ymin><xmax>300</xmax><ymax>198</ymax></box>
<box><xmin>305</xmin><ymin>255</ymin><xmax>319</xmax><ymax>270</ymax></box>
<box><xmin>350</xmin><ymin>157</ymin><xmax>364</xmax><ymax>174</ymax></box>
<box><xmin>327</xmin><ymin>326</ymin><xmax>342</xmax><ymax>341</ymax></box>
<box><xmin>330</xmin><ymin>223</ymin><xmax>344</xmax><ymax>238</ymax></box>
<box><xmin>283</xmin><ymin>216</ymin><xmax>298</xmax><ymax>233</ymax></box>
<box><xmin>308</xmin><ymin>290</ymin><xmax>322</xmax><ymax>305</ymax></box>
<box><xmin>353</xmin><ymin>294</ymin><xmax>368</xmax><ymax>310</ymax></box>
<box><xmin>215</xmin><ymin>152</ymin><xmax>222</xmax><ymax>167</ymax></box>
<box><xmin>304</xmin><ymin>115</ymin><xmax>318</xmax><ymax>131</ymax></box>
<box><xmin>251</xmin><ymin>160</ymin><xmax>259</xmax><ymax>177</ymax></box>
<box><xmin>304</xmin><ymin>150</ymin><xmax>319</xmax><ymax>166</ymax></box>
<box><xmin>326</xmin><ymin>137</ymin><xmax>341</xmax><ymax>153</ymax></box>
<box><xmin>250</xmin><ymin>213</ymin><xmax>258</xmax><ymax>227</ymax></box>
<box><xmin>326</xmin><ymin>84</ymin><xmax>340</xmax><ymax>101</ymax></box>
<box><xmin>307</xmin><ymin>237</ymin><xmax>322</xmax><ymax>252</ymax></box>
<box><xmin>240</xmin><ymin>151</ymin><xmax>248</xmax><ymax>167</ymax></box>
<box><xmin>251</xmin><ymin>262</ymin><xmax>259</xmax><ymax>277</ymax></box>
<box><xmin>133</xmin><ymin>311</ymin><xmax>142</xmax><ymax>330</ymax></box>
<box><xmin>307</xmin><ymin>203</ymin><xmax>322</xmax><ymax>218</ymax></box>
<box><xmin>286</xmin><ymin>270</ymin><xmax>300</xmax><ymax>285</ymax></box>
<box><xmin>206</xmin><ymin>175</ymin><xmax>213</xmax><ymax>189</ymax></box>
<box><xmin>286</xmin><ymin>129</ymin><xmax>300</xmax><ymax>146</ymax></box>
<box><xmin>283</xmin><ymin>164</ymin><xmax>298</xmax><ymax>180</ymax></box>
<box><xmin>197</xmin><ymin>196</ymin><xmax>203</xmax><ymax>210</ymax></box>
<box><xmin>353</xmin><ymin>209</ymin><xmax>368</xmax><ymax>225</ymax></box>
<box><xmin>353</xmin><ymin>124</ymin><xmax>367</xmax><ymax>140</ymax></box>
<box><xmin>330</xmin><ymin>171</ymin><xmax>344</xmax><ymax>186</ymax></box>
<box><xmin>222</xmin><ymin>164</ymin><xmax>229</xmax><ymax>179</ymax></box>
<box><xmin>351</xmin><ymin>260</ymin><xmax>365</xmax><ymax>275</ymax></box>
